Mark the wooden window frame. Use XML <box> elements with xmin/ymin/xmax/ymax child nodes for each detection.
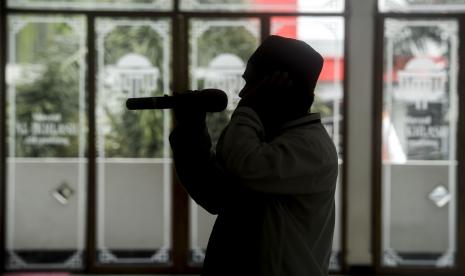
<box><xmin>372</xmin><ymin>10</ymin><xmax>465</xmax><ymax>276</ymax></box>
<box><xmin>0</xmin><ymin>0</ymin><xmax>349</xmax><ymax>274</ymax></box>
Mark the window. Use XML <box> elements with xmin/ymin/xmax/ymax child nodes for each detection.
<box><xmin>375</xmin><ymin>1</ymin><xmax>464</xmax><ymax>273</ymax></box>
<box><xmin>5</xmin><ymin>15</ymin><xmax>87</xmax><ymax>270</ymax></box>
<box><xmin>188</xmin><ymin>17</ymin><xmax>261</xmax><ymax>265</ymax></box>
<box><xmin>95</xmin><ymin>18</ymin><xmax>172</xmax><ymax>265</ymax></box>
<box><xmin>8</xmin><ymin>0</ymin><xmax>174</xmax><ymax>11</ymax></box>
<box><xmin>180</xmin><ymin>0</ymin><xmax>345</xmax><ymax>12</ymax></box>
<box><xmin>379</xmin><ymin>0</ymin><xmax>465</xmax><ymax>12</ymax></box>
<box><xmin>270</xmin><ymin>16</ymin><xmax>345</xmax><ymax>269</ymax></box>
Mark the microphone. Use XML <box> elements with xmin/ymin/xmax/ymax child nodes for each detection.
<box><xmin>126</xmin><ymin>89</ymin><xmax>228</xmax><ymax>112</ymax></box>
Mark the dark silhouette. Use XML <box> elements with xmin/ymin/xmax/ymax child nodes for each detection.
<box><xmin>126</xmin><ymin>88</ymin><xmax>228</xmax><ymax>112</ymax></box>
<box><xmin>169</xmin><ymin>35</ymin><xmax>338</xmax><ymax>276</ymax></box>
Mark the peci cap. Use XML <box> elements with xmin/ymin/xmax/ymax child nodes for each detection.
<box><xmin>244</xmin><ymin>35</ymin><xmax>324</xmax><ymax>95</ymax></box>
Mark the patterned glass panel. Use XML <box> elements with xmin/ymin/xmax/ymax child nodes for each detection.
<box><xmin>271</xmin><ymin>16</ymin><xmax>345</xmax><ymax>270</ymax></box>
<box><xmin>6</xmin><ymin>15</ymin><xmax>87</xmax><ymax>270</ymax></box>
<box><xmin>188</xmin><ymin>18</ymin><xmax>260</xmax><ymax>265</ymax></box>
<box><xmin>379</xmin><ymin>0</ymin><xmax>465</xmax><ymax>12</ymax></box>
<box><xmin>181</xmin><ymin>0</ymin><xmax>344</xmax><ymax>13</ymax></box>
<box><xmin>8</xmin><ymin>0</ymin><xmax>173</xmax><ymax>11</ymax></box>
<box><xmin>381</xmin><ymin>19</ymin><xmax>458</xmax><ymax>268</ymax></box>
<box><xmin>96</xmin><ymin>18</ymin><xmax>172</xmax><ymax>265</ymax></box>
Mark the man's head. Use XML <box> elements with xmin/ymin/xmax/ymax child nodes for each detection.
<box><xmin>240</xmin><ymin>35</ymin><xmax>324</xmax><ymax>114</ymax></box>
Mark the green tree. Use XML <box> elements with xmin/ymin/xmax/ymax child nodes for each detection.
<box><xmin>194</xmin><ymin>24</ymin><xmax>258</xmax><ymax>147</ymax></box>
<box><xmin>13</xmin><ymin>21</ymin><xmax>83</xmax><ymax>157</ymax></box>
<box><xmin>100</xmin><ymin>23</ymin><xmax>167</xmax><ymax>158</ymax></box>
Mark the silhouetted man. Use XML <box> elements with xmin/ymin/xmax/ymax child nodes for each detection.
<box><xmin>170</xmin><ymin>35</ymin><xmax>338</xmax><ymax>276</ymax></box>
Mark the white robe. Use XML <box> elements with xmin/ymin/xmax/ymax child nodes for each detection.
<box><xmin>170</xmin><ymin>106</ymin><xmax>338</xmax><ymax>276</ymax></box>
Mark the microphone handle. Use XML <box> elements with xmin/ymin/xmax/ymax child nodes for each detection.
<box><xmin>126</xmin><ymin>90</ymin><xmax>228</xmax><ymax>112</ymax></box>
<box><xmin>126</xmin><ymin>96</ymin><xmax>177</xmax><ymax>110</ymax></box>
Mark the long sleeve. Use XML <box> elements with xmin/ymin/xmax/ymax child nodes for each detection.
<box><xmin>217</xmin><ymin>107</ymin><xmax>338</xmax><ymax>195</ymax></box>
<box><xmin>169</xmin><ymin>122</ymin><xmax>231</xmax><ymax>214</ymax></box>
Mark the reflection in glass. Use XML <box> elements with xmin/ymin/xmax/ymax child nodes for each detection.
<box><xmin>379</xmin><ymin>0</ymin><xmax>465</xmax><ymax>12</ymax></box>
<box><xmin>6</xmin><ymin>15</ymin><xmax>87</xmax><ymax>269</ymax></box>
<box><xmin>382</xmin><ymin>19</ymin><xmax>458</xmax><ymax>267</ymax></box>
<box><xmin>8</xmin><ymin>0</ymin><xmax>173</xmax><ymax>11</ymax></box>
<box><xmin>271</xmin><ymin>16</ymin><xmax>345</xmax><ymax>270</ymax></box>
<box><xmin>188</xmin><ymin>18</ymin><xmax>260</xmax><ymax>265</ymax></box>
<box><xmin>181</xmin><ymin>0</ymin><xmax>344</xmax><ymax>13</ymax></box>
<box><xmin>96</xmin><ymin>18</ymin><xmax>172</xmax><ymax>265</ymax></box>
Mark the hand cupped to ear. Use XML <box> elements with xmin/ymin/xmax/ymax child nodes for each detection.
<box><xmin>238</xmin><ymin>71</ymin><xmax>293</xmax><ymax>111</ymax></box>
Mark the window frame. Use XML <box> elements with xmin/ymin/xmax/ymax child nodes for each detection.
<box><xmin>0</xmin><ymin>0</ymin><xmax>349</xmax><ymax>274</ymax></box>
<box><xmin>372</xmin><ymin>10</ymin><xmax>465</xmax><ymax>275</ymax></box>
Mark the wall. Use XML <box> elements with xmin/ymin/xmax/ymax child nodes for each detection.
<box><xmin>346</xmin><ymin>0</ymin><xmax>376</xmax><ymax>266</ymax></box>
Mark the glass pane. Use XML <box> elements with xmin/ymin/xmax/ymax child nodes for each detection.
<box><xmin>271</xmin><ymin>16</ymin><xmax>345</xmax><ymax>271</ymax></box>
<box><xmin>379</xmin><ymin>0</ymin><xmax>465</xmax><ymax>12</ymax></box>
<box><xmin>381</xmin><ymin>19</ymin><xmax>458</xmax><ymax>268</ymax></box>
<box><xmin>188</xmin><ymin>18</ymin><xmax>260</xmax><ymax>265</ymax></box>
<box><xmin>96</xmin><ymin>18</ymin><xmax>172</xmax><ymax>265</ymax></box>
<box><xmin>181</xmin><ymin>0</ymin><xmax>344</xmax><ymax>13</ymax></box>
<box><xmin>5</xmin><ymin>15</ymin><xmax>87</xmax><ymax>269</ymax></box>
<box><xmin>8</xmin><ymin>0</ymin><xmax>173</xmax><ymax>11</ymax></box>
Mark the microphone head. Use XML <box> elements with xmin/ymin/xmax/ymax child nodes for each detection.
<box><xmin>192</xmin><ymin>88</ymin><xmax>228</xmax><ymax>112</ymax></box>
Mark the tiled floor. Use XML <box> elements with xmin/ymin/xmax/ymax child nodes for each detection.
<box><xmin>2</xmin><ymin>274</ymin><xmax>351</xmax><ymax>276</ymax></box>
<box><xmin>3</xmin><ymin>274</ymin><xmax>198</xmax><ymax>276</ymax></box>
<box><xmin>4</xmin><ymin>274</ymin><xmax>355</xmax><ymax>276</ymax></box>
